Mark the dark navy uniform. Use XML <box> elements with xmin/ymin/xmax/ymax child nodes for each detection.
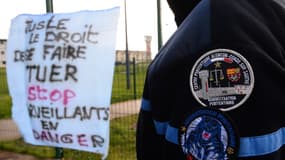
<box><xmin>136</xmin><ymin>0</ymin><xmax>285</xmax><ymax>159</ymax></box>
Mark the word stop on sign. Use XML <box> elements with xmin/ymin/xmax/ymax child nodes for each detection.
<box><xmin>28</xmin><ymin>85</ymin><xmax>76</xmax><ymax>106</ymax></box>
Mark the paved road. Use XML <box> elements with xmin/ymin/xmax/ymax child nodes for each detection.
<box><xmin>0</xmin><ymin>99</ymin><xmax>141</xmax><ymax>160</ymax></box>
<box><xmin>0</xmin><ymin>119</ymin><xmax>21</xmax><ymax>141</ymax></box>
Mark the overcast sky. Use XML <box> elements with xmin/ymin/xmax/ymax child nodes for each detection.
<box><xmin>0</xmin><ymin>0</ymin><xmax>177</xmax><ymax>53</ymax></box>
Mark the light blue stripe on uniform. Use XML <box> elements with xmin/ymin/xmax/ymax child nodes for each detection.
<box><xmin>141</xmin><ymin>98</ymin><xmax>151</xmax><ymax>111</ymax></box>
<box><xmin>166</xmin><ymin>125</ymin><xmax>179</xmax><ymax>144</ymax></box>
<box><xmin>152</xmin><ymin>121</ymin><xmax>285</xmax><ymax>157</ymax></box>
<box><xmin>153</xmin><ymin>120</ymin><xmax>179</xmax><ymax>143</ymax></box>
<box><xmin>239</xmin><ymin>128</ymin><xmax>285</xmax><ymax>157</ymax></box>
<box><xmin>153</xmin><ymin>120</ymin><xmax>168</xmax><ymax>135</ymax></box>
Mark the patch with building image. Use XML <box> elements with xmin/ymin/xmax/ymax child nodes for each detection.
<box><xmin>190</xmin><ymin>49</ymin><xmax>254</xmax><ymax>111</ymax></box>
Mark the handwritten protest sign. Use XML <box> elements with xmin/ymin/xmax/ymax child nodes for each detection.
<box><xmin>6</xmin><ymin>7</ymin><xmax>120</xmax><ymax>158</ymax></box>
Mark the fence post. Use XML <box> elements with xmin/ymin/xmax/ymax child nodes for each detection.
<box><xmin>46</xmin><ymin>0</ymin><xmax>53</xmax><ymax>13</ymax></box>
<box><xmin>132</xmin><ymin>58</ymin><xmax>137</xmax><ymax>99</ymax></box>
<box><xmin>45</xmin><ymin>0</ymin><xmax>64</xmax><ymax>159</ymax></box>
<box><xmin>157</xmin><ymin>0</ymin><xmax>163</xmax><ymax>50</ymax></box>
<box><xmin>124</xmin><ymin>0</ymin><xmax>131</xmax><ymax>89</ymax></box>
<box><xmin>55</xmin><ymin>148</ymin><xmax>64</xmax><ymax>160</ymax></box>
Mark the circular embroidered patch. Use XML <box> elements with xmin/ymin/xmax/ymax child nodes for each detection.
<box><xmin>190</xmin><ymin>49</ymin><xmax>254</xmax><ymax>111</ymax></box>
<box><xmin>179</xmin><ymin>108</ymin><xmax>239</xmax><ymax>160</ymax></box>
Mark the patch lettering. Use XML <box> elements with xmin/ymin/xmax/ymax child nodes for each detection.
<box><xmin>190</xmin><ymin>49</ymin><xmax>254</xmax><ymax>111</ymax></box>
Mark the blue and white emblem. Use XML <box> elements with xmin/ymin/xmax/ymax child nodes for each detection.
<box><xmin>190</xmin><ymin>49</ymin><xmax>254</xmax><ymax>111</ymax></box>
<box><xmin>179</xmin><ymin>108</ymin><xmax>239</xmax><ymax>160</ymax></box>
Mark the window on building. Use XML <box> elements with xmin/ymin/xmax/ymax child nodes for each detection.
<box><xmin>1</xmin><ymin>51</ymin><xmax>4</xmax><ymax>55</ymax></box>
<box><xmin>2</xmin><ymin>61</ymin><xmax>6</xmax><ymax>65</ymax></box>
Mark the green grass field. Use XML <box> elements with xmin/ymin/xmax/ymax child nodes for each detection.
<box><xmin>0</xmin><ymin>68</ymin><xmax>11</xmax><ymax>118</ymax></box>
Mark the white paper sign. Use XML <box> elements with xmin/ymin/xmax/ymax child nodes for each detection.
<box><xmin>6</xmin><ymin>7</ymin><xmax>120</xmax><ymax>158</ymax></box>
